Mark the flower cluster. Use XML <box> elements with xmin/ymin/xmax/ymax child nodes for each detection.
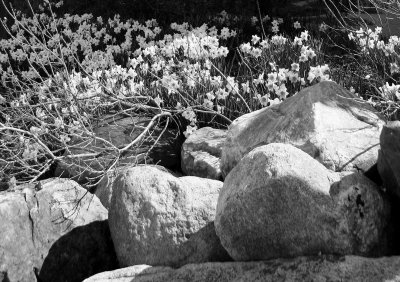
<box><xmin>307</xmin><ymin>64</ymin><xmax>330</xmax><ymax>82</ymax></box>
<box><xmin>238</xmin><ymin>28</ymin><xmax>328</xmax><ymax>107</ymax></box>
<box><xmin>379</xmin><ymin>82</ymin><xmax>400</xmax><ymax>101</ymax></box>
<box><xmin>271</xmin><ymin>18</ymin><xmax>284</xmax><ymax>34</ymax></box>
<box><xmin>348</xmin><ymin>26</ymin><xmax>400</xmax><ymax>107</ymax></box>
<box><xmin>0</xmin><ymin>11</ymin><xmax>165</xmax><ymax>83</ymax></box>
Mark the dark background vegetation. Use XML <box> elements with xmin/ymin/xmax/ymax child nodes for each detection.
<box><xmin>0</xmin><ymin>0</ymin><xmax>361</xmax><ymax>38</ymax></box>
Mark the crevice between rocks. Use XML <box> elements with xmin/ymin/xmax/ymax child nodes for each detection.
<box><xmin>23</xmin><ymin>192</ymin><xmax>39</xmax><ymax>247</ymax></box>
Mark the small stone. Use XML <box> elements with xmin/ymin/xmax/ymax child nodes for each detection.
<box><xmin>181</xmin><ymin>127</ymin><xmax>226</xmax><ymax>180</ymax></box>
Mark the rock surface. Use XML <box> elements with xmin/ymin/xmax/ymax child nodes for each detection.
<box><xmin>0</xmin><ymin>178</ymin><xmax>117</xmax><ymax>282</ymax></box>
<box><xmin>55</xmin><ymin>114</ymin><xmax>181</xmax><ymax>185</ymax></box>
<box><xmin>95</xmin><ymin>165</ymin><xmax>174</xmax><ymax>210</ymax></box>
<box><xmin>216</xmin><ymin>143</ymin><xmax>389</xmax><ymax>261</ymax></box>
<box><xmin>108</xmin><ymin>166</ymin><xmax>230</xmax><ymax>267</ymax></box>
<box><xmin>378</xmin><ymin>121</ymin><xmax>400</xmax><ymax>198</ymax></box>
<box><xmin>181</xmin><ymin>127</ymin><xmax>226</xmax><ymax>180</ymax></box>
<box><xmin>83</xmin><ymin>255</ymin><xmax>400</xmax><ymax>282</ymax></box>
<box><xmin>220</xmin><ymin>81</ymin><xmax>385</xmax><ymax>177</ymax></box>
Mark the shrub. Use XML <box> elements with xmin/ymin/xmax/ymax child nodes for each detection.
<box><xmin>1</xmin><ymin>0</ymin><xmax>398</xmax><ymax>189</ymax></box>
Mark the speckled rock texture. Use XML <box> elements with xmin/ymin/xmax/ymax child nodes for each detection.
<box><xmin>84</xmin><ymin>255</ymin><xmax>400</xmax><ymax>282</ymax></box>
<box><xmin>216</xmin><ymin>143</ymin><xmax>390</xmax><ymax>261</ymax></box>
<box><xmin>0</xmin><ymin>178</ymin><xmax>117</xmax><ymax>282</ymax></box>
<box><xmin>378</xmin><ymin>120</ymin><xmax>400</xmax><ymax>198</ymax></box>
<box><xmin>181</xmin><ymin>127</ymin><xmax>227</xmax><ymax>180</ymax></box>
<box><xmin>108</xmin><ymin>166</ymin><xmax>231</xmax><ymax>268</ymax></box>
<box><xmin>95</xmin><ymin>165</ymin><xmax>174</xmax><ymax>210</ymax></box>
<box><xmin>220</xmin><ymin>81</ymin><xmax>385</xmax><ymax>177</ymax></box>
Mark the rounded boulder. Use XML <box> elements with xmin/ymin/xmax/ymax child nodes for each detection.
<box><xmin>215</xmin><ymin>143</ymin><xmax>389</xmax><ymax>261</ymax></box>
<box><xmin>109</xmin><ymin>166</ymin><xmax>230</xmax><ymax>267</ymax></box>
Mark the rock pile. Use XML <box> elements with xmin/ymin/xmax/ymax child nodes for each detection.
<box><xmin>3</xmin><ymin>81</ymin><xmax>400</xmax><ymax>282</ymax></box>
<box><xmin>87</xmin><ymin>81</ymin><xmax>396</xmax><ymax>281</ymax></box>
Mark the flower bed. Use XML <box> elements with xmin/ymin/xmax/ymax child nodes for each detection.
<box><xmin>0</xmin><ymin>0</ymin><xmax>399</xmax><ymax>188</ymax></box>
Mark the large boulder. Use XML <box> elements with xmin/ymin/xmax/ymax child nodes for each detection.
<box><xmin>108</xmin><ymin>166</ymin><xmax>231</xmax><ymax>267</ymax></box>
<box><xmin>216</xmin><ymin>143</ymin><xmax>389</xmax><ymax>261</ymax></box>
<box><xmin>0</xmin><ymin>178</ymin><xmax>117</xmax><ymax>282</ymax></box>
<box><xmin>378</xmin><ymin>121</ymin><xmax>400</xmax><ymax>198</ymax></box>
<box><xmin>220</xmin><ymin>81</ymin><xmax>385</xmax><ymax>177</ymax></box>
<box><xmin>55</xmin><ymin>115</ymin><xmax>181</xmax><ymax>185</ymax></box>
<box><xmin>84</xmin><ymin>255</ymin><xmax>400</xmax><ymax>282</ymax></box>
<box><xmin>181</xmin><ymin>127</ymin><xmax>227</xmax><ymax>180</ymax></box>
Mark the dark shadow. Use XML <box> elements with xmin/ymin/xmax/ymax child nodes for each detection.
<box><xmin>384</xmin><ymin>190</ymin><xmax>400</xmax><ymax>255</ymax></box>
<box><xmin>175</xmin><ymin>221</ymin><xmax>233</xmax><ymax>268</ymax></box>
<box><xmin>364</xmin><ymin>163</ymin><xmax>383</xmax><ymax>186</ymax></box>
<box><xmin>144</xmin><ymin>128</ymin><xmax>183</xmax><ymax>172</ymax></box>
<box><xmin>0</xmin><ymin>271</ymin><xmax>10</xmax><ymax>282</ymax></box>
<box><xmin>37</xmin><ymin>161</ymin><xmax>61</xmax><ymax>182</ymax></box>
<box><xmin>39</xmin><ymin>220</ymin><xmax>119</xmax><ymax>282</ymax></box>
